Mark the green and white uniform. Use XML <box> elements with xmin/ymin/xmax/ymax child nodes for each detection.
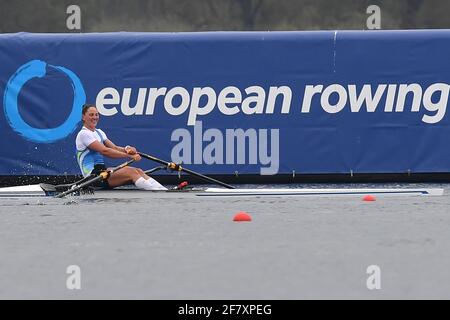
<box><xmin>75</xmin><ymin>127</ymin><xmax>107</xmax><ymax>177</ymax></box>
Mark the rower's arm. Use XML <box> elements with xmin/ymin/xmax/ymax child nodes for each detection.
<box><xmin>88</xmin><ymin>140</ymin><xmax>136</xmax><ymax>159</ymax></box>
<box><xmin>104</xmin><ymin>139</ymin><xmax>125</xmax><ymax>152</ymax></box>
<box><xmin>104</xmin><ymin>139</ymin><xmax>137</xmax><ymax>155</ymax></box>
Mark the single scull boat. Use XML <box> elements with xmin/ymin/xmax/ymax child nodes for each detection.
<box><xmin>0</xmin><ymin>183</ymin><xmax>444</xmax><ymax>198</ymax></box>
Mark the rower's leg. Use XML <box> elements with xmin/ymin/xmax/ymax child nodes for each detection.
<box><xmin>106</xmin><ymin>167</ymin><xmax>142</xmax><ymax>188</ymax></box>
<box><xmin>139</xmin><ymin>169</ymin><xmax>167</xmax><ymax>190</ymax></box>
<box><xmin>107</xmin><ymin>167</ymin><xmax>167</xmax><ymax>190</ymax></box>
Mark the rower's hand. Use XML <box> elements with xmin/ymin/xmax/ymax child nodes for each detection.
<box><xmin>131</xmin><ymin>154</ymin><xmax>141</xmax><ymax>161</ymax></box>
<box><xmin>124</xmin><ymin>145</ymin><xmax>137</xmax><ymax>155</ymax></box>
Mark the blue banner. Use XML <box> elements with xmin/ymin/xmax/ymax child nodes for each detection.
<box><xmin>1</xmin><ymin>30</ymin><xmax>449</xmax><ymax>175</ymax></box>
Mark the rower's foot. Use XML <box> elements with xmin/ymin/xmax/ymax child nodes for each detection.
<box><xmin>135</xmin><ymin>177</ymin><xmax>168</xmax><ymax>190</ymax></box>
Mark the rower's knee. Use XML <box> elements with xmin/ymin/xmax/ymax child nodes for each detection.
<box><xmin>129</xmin><ymin>168</ymin><xmax>145</xmax><ymax>180</ymax></box>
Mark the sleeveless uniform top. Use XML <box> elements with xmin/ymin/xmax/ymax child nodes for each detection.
<box><xmin>75</xmin><ymin>127</ymin><xmax>108</xmax><ymax>177</ymax></box>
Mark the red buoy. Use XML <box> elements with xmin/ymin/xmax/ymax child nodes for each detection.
<box><xmin>233</xmin><ymin>211</ymin><xmax>252</xmax><ymax>222</ymax></box>
<box><xmin>363</xmin><ymin>195</ymin><xmax>376</xmax><ymax>201</ymax></box>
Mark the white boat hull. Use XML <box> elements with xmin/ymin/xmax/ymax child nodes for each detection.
<box><xmin>197</xmin><ymin>187</ymin><xmax>445</xmax><ymax>197</ymax></box>
<box><xmin>0</xmin><ymin>184</ymin><xmax>444</xmax><ymax>198</ymax></box>
<box><xmin>0</xmin><ymin>184</ymin><xmax>47</xmax><ymax>197</ymax></box>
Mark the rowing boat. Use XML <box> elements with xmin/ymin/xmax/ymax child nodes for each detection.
<box><xmin>1</xmin><ymin>153</ymin><xmax>444</xmax><ymax>199</ymax></box>
<box><xmin>0</xmin><ymin>183</ymin><xmax>444</xmax><ymax>198</ymax></box>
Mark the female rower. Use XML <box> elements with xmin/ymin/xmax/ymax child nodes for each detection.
<box><xmin>75</xmin><ymin>104</ymin><xmax>167</xmax><ymax>190</ymax></box>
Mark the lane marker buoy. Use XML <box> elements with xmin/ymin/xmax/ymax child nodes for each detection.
<box><xmin>363</xmin><ymin>195</ymin><xmax>376</xmax><ymax>202</ymax></box>
<box><xmin>233</xmin><ymin>211</ymin><xmax>252</xmax><ymax>222</ymax></box>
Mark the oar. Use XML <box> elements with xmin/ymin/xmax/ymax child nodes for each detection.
<box><xmin>138</xmin><ymin>152</ymin><xmax>235</xmax><ymax>189</ymax></box>
<box><xmin>144</xmin><ymin>165</ymin><xmax>166</xmax><ymax>175</ymax></box>
<box><xmin>55</xmin><ymin>159</ymin><xmax>136</xmax><ymax>198</ymax></box>
<box><xmin>49</xmin><ymin>174</ymin><xmax>95</xmax><ymax>192</ymax></box>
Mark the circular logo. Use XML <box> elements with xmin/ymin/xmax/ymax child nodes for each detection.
<box><xmin>3</xmin><ymin>60</ymin><xmax>86</xmax><ymax>143</ymax></box>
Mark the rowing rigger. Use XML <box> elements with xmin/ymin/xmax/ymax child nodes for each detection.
<box><xmin>0</xmin><ymin>184</ymin><xmax>444</xmax><ymax>198</ymax></box>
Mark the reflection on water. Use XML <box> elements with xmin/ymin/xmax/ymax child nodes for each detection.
<box><xmin>63</xmin><ymin>199</ymin><xmax>78</xmax><ymax>205</ymax></box>
<box><xmin>0</xmin><ymin>195</ymin><xmax>144</xmax><ymax>207</ymax></box>
<box><xmin>76</xmin><ymin>197</ymin><xmax>143</xmax><ymax>204</ymax></box>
